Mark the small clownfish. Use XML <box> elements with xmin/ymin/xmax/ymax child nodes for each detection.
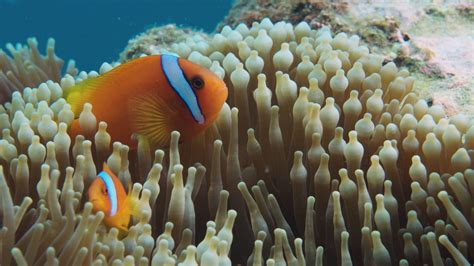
<box><xmin>65</xmin><ymin>54</ymin><xmax>228</xmax><ymax>148</ymax></box>
<box><xmin>88</xmin><ymin>163</ymin><xmax>132</xmax><ymax>232</ymax></box>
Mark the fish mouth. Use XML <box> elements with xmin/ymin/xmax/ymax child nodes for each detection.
<box><xmin>89</xmin><ymin>199</ymin><xmax>100</xmax><ymax>208</ymax></box>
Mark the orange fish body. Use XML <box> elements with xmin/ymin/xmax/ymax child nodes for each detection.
<box><xmin>66</xmin><ymin>54</ymin><xmax>228</xmax><ymax>148</ymax></box>
<box><xmin>88</xmin><ymin>164</ymin><xmax>131</xmax><ymax>232</ymax></box>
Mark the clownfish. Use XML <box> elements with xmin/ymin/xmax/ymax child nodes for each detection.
<box><xmin>65</xmin><ymin>54</ymin><xmax>228</xmax><ymax>148</ymax></box>
<box><xmin>88</xmin><ymin>163</ymin><xmax>132</xmax><ymax>232</ymax></box>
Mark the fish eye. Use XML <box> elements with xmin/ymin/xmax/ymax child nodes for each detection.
<box><xmin>191</xmin><ymin>76</ymin><xmax>204</xmax><ymax>90</ymax></box>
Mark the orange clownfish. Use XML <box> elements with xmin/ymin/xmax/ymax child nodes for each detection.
<box><xmin>88</xmin><ymin>163</ymin><xmax>132</xmax><ymax>232</ymax></box>
<box><xmin>65</xmin><ymin>54</ymin><xmax>228</xmax><ymax>148</ymax></box>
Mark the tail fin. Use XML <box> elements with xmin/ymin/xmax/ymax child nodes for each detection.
<box><xmin>126</xmin><ymin>181</ymin><xmax>141</xmax><ymax>218</ymax></box>
<box><xmin>64</xmin><ymin>77</ymin><xmax>102</xmax><ymax>116</ymax></box>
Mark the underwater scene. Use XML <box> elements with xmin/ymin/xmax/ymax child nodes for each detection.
<box><xmin>0</xmin><ymin>0</ymin><xmax>473</xmax><ymax>265</ymax></box>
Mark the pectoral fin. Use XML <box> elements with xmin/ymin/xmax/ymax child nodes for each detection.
<box><xmin>127</xmin><ymin>92</ymin><xmax>175</xmax><ymax>148</ymax></box>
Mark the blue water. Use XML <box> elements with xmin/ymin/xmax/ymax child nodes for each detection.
<box><xmin>0</xmin><ymin>0</ymin><xmax>233</xmax><ymax>71</ymax></box>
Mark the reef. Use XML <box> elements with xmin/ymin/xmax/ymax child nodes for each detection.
<box><xmin>216</xmin><ymin>0</ymin><xmax>474</xmax><ymax>119</ymax></box>
<box><xmin>119</xmin><ymin>24</ymin><xmax>210</xmax><ymax>62</ymax></box>
<box><xmin>218</xmin><ymin>0</ymin><xmax>400</xmax><ymax>58</ymax></box>
<box><xmin>1</xmin><ymin>18</ymin><xmax>474</xmax><ymax>265</ymax></box>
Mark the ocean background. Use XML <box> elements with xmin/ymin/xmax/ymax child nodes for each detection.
<box><xmin>0</xmin><ymin>0</ymin><xmax>233</xmax><ymax>71</ymax></box>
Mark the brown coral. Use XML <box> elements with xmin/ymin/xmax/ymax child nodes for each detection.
<box><xmin>119</xmin><ymin>24</ymin><xmax>210</xmax><ymax>62</ymax></box>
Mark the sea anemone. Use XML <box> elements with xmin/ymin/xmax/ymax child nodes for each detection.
<box><xmin>0</xmin><ymin>38</ymin><xmax>78</xmax><ymax>103</ymax></box>
<box><xmin>0</xmin><ymin>18</ymin><xmax>473</xmax><ymax>265</ymax></box>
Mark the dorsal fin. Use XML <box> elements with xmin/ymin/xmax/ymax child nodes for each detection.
<box><xmin>64</xmin><ymin>57</ymin><xmax>153</xmax><ymax>116</ymax></box>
